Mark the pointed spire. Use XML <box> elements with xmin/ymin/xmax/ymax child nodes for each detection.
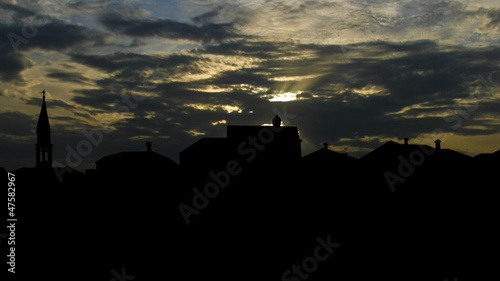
<box><xmin>36</xmin><ymin>90</ymin><xmax>50</xmax><ymax>133</ymax></box>
<box><xmin>35</xmin><ymin>90</ymin><xmax>53</xmax><ymax>168</ymax></box>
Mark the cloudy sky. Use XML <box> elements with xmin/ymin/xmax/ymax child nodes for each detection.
<box><xmin>0</xmin><ymin>0</ymin><xmax>499</xmax><ymax>171</ymax></box>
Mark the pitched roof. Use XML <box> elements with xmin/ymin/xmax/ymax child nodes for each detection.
<box><xmin>303</xmin><ymin>147</ymin><xmax>357</xmax><ymax>163</ymax></box>
<box><xmin>359</xmin><ymin>140</ymin><xmax>407</xmax><ymax>163</ymax></box>
<box><xmin>360</xmin><ymin>140</ymin><xmax>471</xmax><ymax>166</ymax></box>
<box><xmin>473</xmin><ymin>149</ymin><xmax>500</xmax><ymax>162</ymax></box>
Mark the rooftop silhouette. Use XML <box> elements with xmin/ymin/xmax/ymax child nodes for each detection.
<box><xmin>3</xmin><ymin>92</ymin><xmax>497</xmax><ymax>281</ymax></box>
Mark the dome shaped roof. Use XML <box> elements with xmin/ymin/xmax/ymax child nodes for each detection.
<box><xmin>96</xmin><ymin>150</ymin><xmax>179</xmax><ymax>172</ymax></box>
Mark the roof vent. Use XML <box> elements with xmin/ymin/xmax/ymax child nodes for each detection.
<box><xmin>434</xmin><ymin>139</ymin><xmax>441</xmax><ymax>150</ymax></box>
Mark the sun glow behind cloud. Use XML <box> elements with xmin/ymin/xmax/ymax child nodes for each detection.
<box><xmin>352</xmin><ymin>85</ymin><xmax>390</xmax><ymax>97</ymax></box>
<box><xmin>184</xmin><ymin>103</ymin><xmax>243</xmax><ymax>113</ymax></box>
<box><xmin>268</xmin><ymin>92</ymin><xmax>300</xmax><ymax>102</ymax></box>
<box><xmin>270</xmin><ymin>74</ymin><xmax>325</xmax><ymax>82</ymax></box>
<box><xmin>185</xmin><ymin>129</ymin><xmax>206</xmax><ymax>136</ymax></box>
<box><xmin>211</xmin><ymin>120</ymin><xmax>227</xmax><ymax>125</ymax></box>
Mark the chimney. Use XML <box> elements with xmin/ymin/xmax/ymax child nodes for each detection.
<box><xmin>322</xmin><ymin>142</ymin><xmax>329</xmax><ymax>150</ymax></box>
<box><xmin>404</xmin><ymin>138</ymin><xmax>409</xmax><ymax>145</ymax></box>
<box><xmin>272</xmin><ymin>115</ymin><xmax>281</xmax><ymax>128</ymax></box>
<box><xmin>434</xmin><ymin>139</ymin><xmax>441</xmax><ymax>150</ymax></box>
<box><xmin>146</xmin><ymin>141</ymin><xmax>152</xmax><ymax>152</ymax></box>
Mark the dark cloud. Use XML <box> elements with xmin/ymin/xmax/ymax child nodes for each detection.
<box><xmin>70</xmin><ymin>52</ymin><xmax>202</xmax><ymax>73</ymax></box>
<box><xmin>0</xmin><ymin>3</ymin><xmax>35</xmax><ymax>22</ymax></box>
<box><xmin>0</xmin><ymin>23</ymin><xmax>28</xmax><ymax>82</ymax></box>
<box><xmin>0</xmin><ymin>111</ymin><xmax>35</xmax><ymax>136</ymax></box>
<box><xmin>68</xmin><ymin>51</ymin><xmax>215</xmax><ymax>116</ymax></box>
<box><xmin>395</xmin><ymin>0</ymin><xmax>466</xmax><ymax>29</ymax></box>
<box><xmin>0</xmin><ymin>21</ymin><xmax>105</xmax><ymax>53</ymax></box>
<box><xmin>0</xmin><ymin>20</ymin><xmax>106</xmax><ymax>83</ymax></box>
<box><xmin>46</xmin><ymin>71</ymin><xmax>90</xmax><ymax>84</ymax></box>
<box><xmin>191</xmin><ymin>9</ymin><xmax>221</xmax><ymax>26</ymax></box>
<box><xmin>71</xmin><ymin>88</ymin><xmax>118</xmax><ymax>111</ymax></box>
<box><xmin>481</xmin><ymin>8</ymin><xmax>500</xmax><ymax>31</ymax></box>
<box><xmin>0</xmin><ymin>48</ymin><xmax>27</xmax><ymax>82</ymax></box>
<box><xmin>23</xmin><ymin>21</ymin><xmax>105</xmax><ymax>51</ymax></box>
<box><xmin>98</xmin><ymin>12</ymin><xmax>238</xmax><ymax>44</ymax></box>
<box><xmin>201</xmin><ymin>40</ymin><xmax>298</xmax><ymax>59</ymax></box>
<box><xmin>67</xmin><ymin>0</ymin><xmax>112</xmax><ymax>11</ymax></box>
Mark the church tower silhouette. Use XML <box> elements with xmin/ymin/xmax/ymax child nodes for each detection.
<box><xmin>35</xmin><ymin>90</ymin><xmax>53</xmax><ymax>168</ymax></box>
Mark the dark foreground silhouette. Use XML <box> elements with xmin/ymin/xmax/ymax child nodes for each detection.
<box><xmin>2</xmin><ymin>96</ymin><xmax>497</xmax><ymax>281</ymax></box>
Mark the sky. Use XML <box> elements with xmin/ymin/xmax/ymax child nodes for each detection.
<box><xmin>0</xmin><ymin>0</ymin><xmax>499</xmax><ymax>171</ymax></box>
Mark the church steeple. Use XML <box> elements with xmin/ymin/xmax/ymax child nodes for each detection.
<box><xmin>35</xmin><ymin>90</ymin><xmax>53</xmax><ymax>168</ymax></box>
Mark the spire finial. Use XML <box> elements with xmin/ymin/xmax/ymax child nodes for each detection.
<box><xmin>42</xmin><ymin>89</ymin><xmax>46</xmax><ymax>100</ymax></box>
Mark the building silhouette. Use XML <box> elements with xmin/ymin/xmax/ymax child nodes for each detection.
<box><xmin>12</xmin><ymin>92</ymin><xmax>82</xmax><ymax>184</ymax></box>
<box><xmin>180</xmin><ymin>118</ymin><xmax>302</xmax><ymax>186</ymax></box>
<box><xmin>13</xmin><ymin>92</ymin><xmax>59</xmax><ymax>186</ymax></box>
<box><xmin>92</xmin><ymin>141</ymin><xmax>179</xmax><ymax>178</ymax></box>
<box><xmin>2</xmin><ymin>91</ymin><xmax>499</xmax><ymax>281</ymax></box>
<box><xmin>35</xmin><ymin>90</ymin><xmax>53</xmax><ymax>168</ymax></box>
